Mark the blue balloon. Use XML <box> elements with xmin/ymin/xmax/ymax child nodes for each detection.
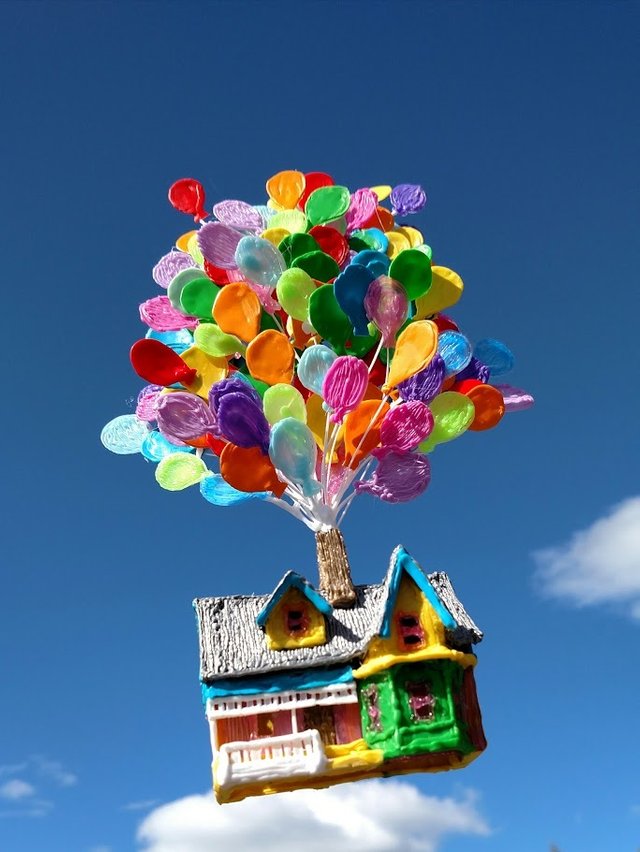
<box><xmin>297</xmin><ymin>344</ymin><xmax>337</xmax><ymax>395</ymax></box>
<box><xmin>145</xmin><ymin>328</ymin><xmax>193</xmax><ymax>354</ymax></box>
<box><xmin>200</xmin><ymin>473</ymin><xmax>268</xmax><ymax>506</ymax></box>
<box><xmin>101</xmin><ymin>415</ymin><xmax>149</xmax><ymax>455</ymax></box>
<box><xmin>234</xmin><ymin>235</ymin><xmax>285</xmax><ymax>289</ymax></box>
<box><xmin>473</xmin><ymin>338</ymin><xmax>515</xmax><ymax>376</ymax></box>
<box><xmin>141</xmin><ymin>431</ymin><xmax>195</xmax><ymax>462</ymax></box>
<box><xmin>364</xmin><ymin>228</ymin><xmax>389</xmax><ymax>252</ymax></box>
<box><xmin>334</xmin><ymin>263</ymin><xmax>375</xmax><ymax>336</ymax></box>
<box><xmin>269</xmin><ymin>418</ymin><xmax>321</xmax><ymax>497</ymax></box>
<box><xmin>438</xmin><ymin>331</ymin><xmax>472</xmax><ymax>377</ymax></box>
<box><xmin>352</xmin><ymin>250</ymin><xmax>391</xmax><ymax>279</ymax></box>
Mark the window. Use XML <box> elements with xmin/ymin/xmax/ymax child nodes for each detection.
<box><xmin>406</xmin><ymin>682</ymin><xmax>435</xmax><ymax>722</ymax></box>
<box><xmin>362</xmin><ymin>685</ymin><xmax>382</xmax><ymax>733</ymax></box>
<box><xmin>285</xmin><ymin>605</ymin><xmax>309</xmax><ymax>635</ymax></box>
<box><xmin>396</xmin><ymin>612</ymin><xmax>425</xmax><ymax>650</ymax></box>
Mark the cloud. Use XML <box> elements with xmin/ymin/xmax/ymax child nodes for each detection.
<box><xmin>533</xmin><ymin>497</ymin><xmax>640</xmax><ymax>619</ymax></box>
<box><xmin>137</xmin><ymin>780</ymin><xmax>490</xmax><ymax>852</ymax></box>
<box><xmin>0</xmin><ymin>780</ymin><xmax>36</xmax><ymax>801</ymax></box>
<box><xmin>0</xmin><ymin>763</ymin><xmax>28</xmax><ymax>778</ymax></box>
<box><xmin>32</xmin><ymin>756</ymin><xmax>78</xmax><ymax>788</ymax></box>
<box><xmin>123</xmin><ymin>800</ymin><xmax>159</xmax><ymax>812</ymax></box>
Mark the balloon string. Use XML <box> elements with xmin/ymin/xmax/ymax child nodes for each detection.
<box><xmin>367</xmin><ymin>336</ymin><xmax>385</xmax><ymax>374</ymax></box>
<box><xmin>331</xmin><ymin>396</ymin><xmax>389</xmax><ymax>507</ymax></box>
<box><xmin>320</xmin><ymin>411</ymin><xmax>331</xmax><ymax>502</ymax></box>
<box><xmin>265</xmin><ymin>495</ymin><xmax>318</xmax><ymax>531</ymax></box>
<box><xmin>323</xmin><ymin>422</ymin><xmax>341</xmax><ymax>498</ymax></box>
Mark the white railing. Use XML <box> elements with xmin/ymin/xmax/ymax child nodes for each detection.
<box><xmin>215</xmin><ymin>729</ymin><xmax>327</xmax><ymax>789</ymax></box>
<box><xmin>207</xmin><ymin>681</ymin><xmax>357</xmax><ymax>720</ymax></box>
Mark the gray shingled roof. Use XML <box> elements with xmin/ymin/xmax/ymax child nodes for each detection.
<box><xmin>194</xmin><ymin>547</ymin><xmax>483</xmax><ymax>682</ymax></box>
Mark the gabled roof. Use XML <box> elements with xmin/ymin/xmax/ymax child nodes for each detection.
<box><xmin>255</xmin><ymin>571</ymin><xmax>333</xmax><ymax>629</ymax></box>
<box><xmin>194</xmin><ymin>547</ymin><xmax>483</xmax><ymax>682</ymax></box>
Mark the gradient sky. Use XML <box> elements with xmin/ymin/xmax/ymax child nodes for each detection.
<box><xmin>1</xmin><ymin>2</ymin><xmax>639</xmax><ymax>851</ymax></box>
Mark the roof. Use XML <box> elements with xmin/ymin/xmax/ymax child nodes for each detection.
<box><xmin>194</xmin><ymin>546</ymin><xmax>483</xmax><ymax>682</ymax></box>
<box><xmin>256</xmin><ymin>571</ymin><xmax>333</xmax><ymax>628</ymax></box>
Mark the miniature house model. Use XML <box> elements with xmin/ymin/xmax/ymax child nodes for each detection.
<box><xmin>194</xmin><ymin>544</ymin><xmax>486</xmax><ymax>804</ymax></box>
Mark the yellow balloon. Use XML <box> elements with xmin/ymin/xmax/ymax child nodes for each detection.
<box><xmin>395</xmin><ymin>225</ymin><xmax>424</xmax><ymax>248</ymax></box>
<box><xmin>385</xmin><ymin>230</ymin><xmax>411</xmax><ymax>259</ymax></box>
<box><xmin>266</xmin><ymin>170</ymin><xmax>306</xmax><ymax>209</ymax></box>
<box><xmin>383</xmin><ymin>320</ymin><xmax>439</xmax><ymax>391</ymax></box>
<box><xmin>414</xmin><ymin>266</ymin><xmax>464</xmax><ymax>318</ymax></box>
<box><xmin>268</xmin><ymin>209</ymin><xmax>307</xmax><ymax>234</ymax></box>
<box><xmin>176</xmin><ymin>230</ymin><xmax>196</xmax><ymax>252</ymax></box>
<box><xmin>180</xmin><ymin>346</ymin><xmax>228</xmax><ymax>399</ymax></box>
<box><xmin>187</xmin><ymin>233</ymin><xmax>204</xmax><ymax>266</ymax></box>
<box><xmin>306</xmin><ymin>394</ymin><xmax>343</xmax><ymax>460</ymax></box>
<box><xmin>261</xmin><ymin>227</ymin><xmax>291</xmax><ymax>246</ymax></box>
<box><xmin>370</xmin><ymin>185</ymin><xmax>392</xmax><ymax>201</ymax></box>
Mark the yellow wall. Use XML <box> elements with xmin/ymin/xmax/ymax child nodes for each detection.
<box><xmin>264</xmin><ymin>588</ymin><xmax>326</xmax><ymax>650</ymax></box>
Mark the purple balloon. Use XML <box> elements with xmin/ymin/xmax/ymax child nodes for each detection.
<box><xmin>208</xmin><ymin>376</ymin><xmax>261</xmax><ymax>416</ymax></box>
<box><xmin>216</xmin><ymin>392</ymin><xmax>270</xmax><ymax>453</ymax></box>
<box><xmin>397</xmin><ymin>354</ymin><xmax>445</xmax><ymax>403</ymax></box>
<box><xmin>379</xmin><ymin>401</ymin><xmax>434</xmax><ymax>452</ymax></box>
<box><xmin>364</xmin><ymin>275</ymin><xmax>408</xmax><ymax>347</ymax></box>
<box><xmin>152</xmin><ymin>251</ymin><xmax>196</xmax><ymax>288</ymax></box>
<box><xmin>456</xmin><ymin>356</ymin><xmax>490</xmax><ymax>383</ymax></box>
<box><xmin>494</xmin><ymin>384</ymin><xmax>535</xmax><ymax>412</ymax></box>
<box><xmin>212</xmin><ymin>199</ymin><xmax>264</xmax><ymax>231</ymax></box>
<box><xmin>355</xmin><ymin>450</ymin><xmax>431</xmax><ymax>503</ymax></box>
<box><xmin>135</xmin><ymin>385</ymin><xmax>163</xmax><ymax>422</ymax></box>
<box><xmin>155</xmin><ymin>392</ymin><xmax>217</xmax><ymax>440</ymax></box>
<box><xmin>197</xmin><ymin>222</ymin><xmax>243</xmax><ymax>269</ymax></box>
<box><xmin>322</xmin><ymin>356</ymin><xmax>369</xmax><ymax>423</ymax></box>
<box><xmin>390</xmin><ymin>184</ymin><xmax>427</xmax><ymax>217</ymax></box>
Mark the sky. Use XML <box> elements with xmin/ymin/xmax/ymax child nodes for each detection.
<box><xmin>1</xmin><ymin>1</ymin><xmax>639</xmax><ymax>850</ymax></box>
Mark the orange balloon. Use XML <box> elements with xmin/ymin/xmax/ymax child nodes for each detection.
<box><xmin>220</xmin><ymin>444</ymin><xmax>286</xmax><ymax>497</ymax></box>
<box><xmin>454</xmin><ymin>380</ymin><xmax>506</xmax><ymax>431</ymax></box>
<box><xmin>343</xmin><ymin>398</ymin><xmax>390</xmax><ymax>469</ymax></box>
<box><xmin>287</xmin><ymin>316</ymin><xmax>314</xmax><ymax>350</ymax></box>
<box><xmin>384</xmin><ymin>320</ymin><xmax>438</xmax><ymax>391</ymax></box>
<box><xmin>363</xmin><ymin>382</ymin><xmax>384</xmax><ymax>401</ymax></box>
<box><xmin>266</xmin><ymin>170</ymin><xmax>306</xmax><ymax>210</ymax></box>
<box><xmin>182</xmin><ymin>434</ymin><xmax>209</xmax><ymax>448</ymax></box>
<box><xmin>212</xmin><ymin>282</ymin><xmax>261</xmax><ymax>341</ymax></box>
<box><xmin>441</xmin><ymin>375</ymin><xmax>457</xmax><ymax>391</ymax></box>
<box><xmin>246</xmin><ymin>330</ymin><xmax>295</xmax><ymax>386</ymax></box>
<box><xmin>362</xmin><ymin>206</ymin><xmax>395</xmax><ymax>231</ymax></box>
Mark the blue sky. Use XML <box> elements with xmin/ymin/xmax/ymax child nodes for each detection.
<box><xmin>1</xmin><ymin>1</ymin><xmax>639</xmax><ymax>850</ymax></box>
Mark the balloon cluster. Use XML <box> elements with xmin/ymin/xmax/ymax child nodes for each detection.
<box><xmin>102</xmin><ymin>171</ymin><xmax>533</xmax><ymax>531</ymax></box>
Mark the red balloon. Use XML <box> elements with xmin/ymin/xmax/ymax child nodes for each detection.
<box><xmin>168</xmin><ymin>178</ymin><xmax>207</xmax><ymax>221</ymax></box>
<box><xmin>434</xmin><ymin>314</ymin><xmax>459</xmax><ymax>333</ymax></box>
<box><xmin>130</xmin><ymin>339</ymin><xmax>197</xmax><ymax>387</ymax></box>
<box><xmin>204</xmin><ymin>259</ymin><xmax>231</xmax><ymax>285</ymax></box>
<box><xmin>297</xmin><ymin>172</ymin><xmax>334</xmax><ymax>211</ymax></box>
<box><xmin>205</xmin><ymin>433</ymin><xmax>227</xmax><ymax>456</ymax></box>
<box><xmin>309</xmin><ymin>226</ymin><xmax>349</xmax><ymax>266</ymax></box>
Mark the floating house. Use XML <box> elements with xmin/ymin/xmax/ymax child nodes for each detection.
<box><xmin>194</xmin><ymin>545</ymin><xmax>486</xmax><ymax>803</ymax></box>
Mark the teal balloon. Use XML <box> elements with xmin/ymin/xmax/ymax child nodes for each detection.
<box><xmin>235</xmin><ymin>236</ymin><xmax>285</xmax><ymax>289</ymax></box>
<box><xmin>101</xmin><ymin>415</ymin><xmax>149</xmax><ymax>454</ymax></box>
<box><xmin>167</xmin><ymin>268</ymin><xmax>206</xmax><ymax>311</ymax></box>
<box><xmin>297</xmin><ymin>344</ymin><xmax>337</xmax><ymax>395</ymax></box>
<box><xmin>200</xmin><ymin>473</ymin><xmax>268</xmax><ymax>506</ymax></box>
<box><xmin>141</xmin><ymin>431</ymin><xmax>194</xmax><ymax>462</ymax></box>
<box><xmin>145</xmin><ymin>328</ymin><xmax>193</xmax><ymax>354</ymax></box>
<box><xmin>269</xmin><ymin>418</ymin><xmax>321</xmax><ymax>497</ymax></box>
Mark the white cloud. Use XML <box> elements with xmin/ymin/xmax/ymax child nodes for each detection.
<box><xmin>0</xmin><ymin>763</ymin><xmax>27</xmax><ymax>778</ymax></box>
<box><xmin>533</xmin><ymin>497</ymin><xmax>640</xmax><ymax>618</ymax></box>
<box><xmin>0</xmin><ymin>780</ymin><xmax>36</xmax><ymax>801</ymax></box>
<box><xmin>32</xmin><ymin>756</ymin><xmax>78</xmax><ymax>787</ymax></box>
<box><xmin>137</xmin><ymin>780</ymin><xmax>490</xmax><ymax>852</ymax></box>
<box><xmin>88</xmin><ymin>846</ymin><xmax>112</xmax><ymax>852</ymax></box>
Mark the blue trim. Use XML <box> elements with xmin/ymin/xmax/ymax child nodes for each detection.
<box><xmin>201</xmin><ymin>665</ymin><xmax>353</xmax><ymax>701</ymax></box>
<box><xmin>379</xmin><ymin>547</ymin><xmax>458</xmax><ymax>638</ymax></box>
<box><xmin>255</xmin><ymin>571</ymin><xmax>332</xmax><ymax>628</ymax></box>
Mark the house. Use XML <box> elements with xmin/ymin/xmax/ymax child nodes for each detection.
<box><xmin>194</xmin><ymin>545</ymin><xmax>486</xmax><ymax>804</ymax></box>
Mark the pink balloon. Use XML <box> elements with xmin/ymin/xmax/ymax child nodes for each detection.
<box><xmin>494</xmin><ymin>384</ymin><xmax>535</xmax><ymax>412</ymax></box>
<box><xmin>156</xmin><ymin>392</ymin><xmax>217</xmax><ymax>441</ymax></box>
<box><xmin>345</xmin><ymin>188</ymin><xmax>378</xmax><ymax>232</ymax></box>
<box><xmin>139</xmin><ymin>296</ymin><xmax>198</xmax><ymax>331</ymax></box>
<box><xmin>364</xmin><ymin>276</ymin><xmax>408</xmax><ymax>346</ymax></box>
<box><xmin>355</xmin><ymin>450</ymin><xmax>431</xmax><ymax>503</ymax></box>
<box><xmin>322</xmin><ymin>356</ymin><xmax>369</xmax><ymax>423</ymax></box>
<box><xmin>379</xmin><ymin>401</ymin><xmax>434</xmax><ymax>452</ymax></box>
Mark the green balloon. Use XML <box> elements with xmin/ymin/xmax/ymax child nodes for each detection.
<box><xmin>263</xmin><ymin>384</ymin><xmax>307</xmax><ymax>425</ymax></box>
<box><xmin>305</xmin><ymin>186</ymin><xmax>350</xmax><ymax>226</ymax></box>
<box><xmin>348</xmin><ymin>330</ymin><xmax>379</xmax><ymax>359</ymax></box>
<box><xmin>418</xmin><ymin>392</ymin><xmax>475</xmax><ymax>452</ymax></box>
<box><xmin>239</xmin><ymin>370</ymin><xmax>270</xmax><ymax>398</ymax></box>
<box><xmin>194</xmin><ymin>323</ymin><xmax>245</xmax><ymax>357</ymax></box>
<box><xmin>348</xmin><ymin>236</ymin><xmax>370</xmax><ymax>253</ymax></box>
<box><xmin>308</xmin><ymin>284</ymin><xmax>352</xmax><ymax>354</ymax></box>
<box><xmin>276</xmin><ymin>268</ymin><xmax>316</xmax><ymax>321</ymax></box>
<box><xmin>167</xmin><ymin>268</ymin><xmax>207</xmax><ymax>312</ymax></box>
<box><xmin>278</xmin><ymin>233</ymin><xmax>319</xmax><ymax>267</ymax></box>
<box><xmin>179</xmin><ymin>277</ymin><xmax>220</xmax><ymax>319</ymax></box>
<box><xmin>155</xmin><ymin>453</ymin><xmax>208</xmax><ymax>491</ymax></box>
<box><xmin>389</xmin><ymin>249</ymin><xmax>432</xmax><ymax>301</ymax></box>
<box><xmin>291</xmin><ymin>250</ymin><xmax>340</xmax><ymax>283</ymax></box>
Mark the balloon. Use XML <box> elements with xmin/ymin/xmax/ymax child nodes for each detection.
<box><xmin>155</xmin><ymin>392</ymin><xmax>217</xmax><ymax>441</ymax></box>
<box><xmin>395</xmin><ymin>226</ymin><xmax>424</xmax><ymax>248</ymax></box>
<box><xmin>385</xmin><ymin>230</ymin><xmax>411</xmax><ymax>259</ymax></box>
<box><xmin>291</xmin><ymin>251</ymin><xmax>340</xmax><ymax>283</ymax></box>
<box><xmin>355</xmin><ymin>450</ymin><xmax>431</xmax><ymax>503</ymax></box>
<box><xmin>212</xmin><ymin>199</ymin><xmax>263</xmax><ymax>231</ymax></box>
<box><xmin>343</xmin><ymin>398</ymin><xmax>390</xmax><ymax>468</ymax></box>
<box><xmin>179</xmin><ymin>276</ymin><xmax>220</xmax><ymax>320</ymax></box>
<box><xmin>187</xmin><ymin>232</ymin><xmax>204</xmax><ymax>266</ymax></box>
<box><xmin>384</xmin><ymin>320</ymin><xmax>438</xmax><ymax>390</ymax></box>
<box><xmin>235</xmin><ymin>236</ymin><xmax>286</xmax><ymax>289</ymax></box>
<box><xmin>168</xmin><ymin>178</ymin><xmax>207</xmax><ymax>220</ymax></box>
<box><xmin>200</xmin><ymin>473</ymin><xmax>268</xmax><ymax>506</ymax></box>
<box><xmin>139</xmin><ymin>296</ymin><xmax>198</xmax><ymax>332</ymax></box>
<box><xmin>263</xmin><ymin>384</ymin><xmax>307</xmax><ymax>425</ymax></box>
<box><xmin>261</xmin><ymin>227</ymin><xmax>291</xmax><ymax>248</ymax></box>
<box><xmin>152</xmin><ymin>251</ymin><xmax>196</xmax><ymax>288</ymax></box>
<box><xmin>141</xmin><ymin>431</ymin><xmax>194</xmax><ymax>462</ymax></box>
<box><xmin>473</xmin><ymin>339</ymin><xmax>515</xmax><ymax>376</ymax></box>
<box><xmin>278</xmin><ymin>233</ymin><xmax>319</xmax><ymax>267</ymax></box>
<box><xmin>438</xmin><ymin>331</ymin><xmax>472</xmax><ymax>376</ymax></box>
<box><xmin>276</xmin><ymin>268</ymin><xmax>316</xmax><ymax>321</ymax></box>
<box><xmin>361</xmin><ymin>205</ymin><xmax>395</xmax><ymax>232</ymax></box>
<box><xmin>167</xmin><ymin>268</ymin><xmax>207</xmax><ymax>311</ymax></box>
<box><xmin>179</xmin><ymin>346</ymin><xmax>229</xmax><ymax>399</ymax></box>
<box><xmin>135</xmin><ymin>385</ymin><xmax>163</xmax><ymax>421</ymax></box>
<box><xmin>266</xmin><ymin>170</ymin><xmax>306</xmax><ymax>209</ymax></box>
<box><xmin>353</xmin><ymin>250</ymin><xmax>391</xmax><ymax>279</ymax></box>
<box><xmin>334</xmin><ymin>264</ymin><xmax>375</xmax><ymax>336</ymax></box>
<box><xmin>454</xmin><ymin>380</ymin><xmax>505</xmax><ymax>431</ymax></box>
<box><xmin>269</xmin><ymin>418</ymin><xmax>321</xmax><ymax>497</ymax></box>
<box><xmin>268</xmin><ymin>209</ymin><xmax>307</xmax><ymax>234</ymax></box>
<box><xmin>216</xmin><ymin>392</ymin><xmax>270</xmax><ymax>453</ymax></box>
<box><xmin>209</xmin><ymin>375</ymin><xmax>261</xmax><ymax>415</ymax></box>
<box><xmin>155</xmin><ymin>453</ymin><xmax>208</xmax><ymax>490</ymax></box>
<box><xmin>308</xmin><ymin>285</ymin><xmax>353</xmax><ymax>354</ymax></box>
<box><xmin>130</xmin><ymin>339</ymin><xmax>197</xmax><ymax>387</ymax></box>
<box><xmin>298</xmin><ymin>346</ymin><xmax>338</xmax><ymax>395</ymax></box>
<box><xmin>245</xmin><ymin>330</ymin><xmax>295</xmax><ymax>386</ymax></box>
<box><xmin>418</xmin><ymin>392</ymin><xmax>475</xmax><ymax>452</ymax></box>
<box><xmin>220</xmin><ymin>443</ymin><xmax>286</xmax><ymax>497</ymax></box>
<box><xmin>305</xmin><ymin>185</ymin><xmax>351</xmax><ymax>227</ymax></box>
<box><xmin>379</xmin><ymin>401</ymin><xmax>434</xmax><ymax>452</ymax></box>
<box><xmin>305</xmin><ymin>393</ymin><xmax>343</xmax><ymax>459</ymax></box>
<box><xmin>308</xmin><ymin>226</ymin><xmax>349</xmax><ymax>266</ymax></box>
<box><xmin>397</xmin><ymin>354</ymin><xmax>445</xmax><ymax>403</ymax></box>
<box><xmin>297</xmin><ymin>172</ymin><xmax>334</xmax><ymax>211</ymax></box>
<box><xmin>494</xmin><ymin>384</ymin><xmax>535</xmax><ymax>412</ymax></box>
<box><xmin>145</xmin><ymin>328</ymin><xmax>193</xmax><ymax>354</ymax></box>
<box><xmin>364</xmin><ymin>275</ymin><xmax>408</xmax><ymax>346</ymax></box>
<box><xmin>322</xmin><ymin>356</ymin><xmax>369</xmax><ymax>423</ymax></box>
<box><xmin>194</xmin><ymin>323</ymin><xmax>245</xmax><ymax>358</ymax></box>
<box><xmin>197</xmin><ymin>221</ymin><xmax>243</xmax><ymax>269</ymax></box>
<box><xmin>388</xmin><ymin>249</ymin><xmax>432</xmax><ymax>301</ymax></box>
<box><xmin>456</xmin><ymin>356</ymin><xmax>490</xmax><ymax>383</ymax></box>
<box><xmin>414</xmin><ymin>266</ymin><xmax>464</xmax><ymax>318</ymax></box>
<box><xmin>389</xmin><ymin>183</ymin><xmax>427</xmax><ymax>216</ymax></box>
<box><xmin>101</xmin><ymin>415</ymin><xmax>149</xmax><ymax>454</ymax></box>
<box><xmin>345</xmin><ymin>188</ymin><xmax>378</xmax><ymax>232</ymax></box>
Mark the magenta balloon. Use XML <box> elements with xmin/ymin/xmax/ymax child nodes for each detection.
<box><xmin>494</xmin><ymin>384</ymin><xmax>535</xmax><ymax>412</ymax></box>
<box><xmin>355</xmin><ymin>450</ymin><xmax>431</xmax><ymax>503</ymax></box>
<box><xmin>379</xmin><ymin>401</ymin><xmax>434</xmax><ymax>452</ymax></box>
<box><xmin>364</xmin><ymin>276</ymin><xmax>408</xmax><ymax>346</ymax></box>
<box><xmin>322</xmin><ymin>355</ymin><xmax>369</xmax><ymax>423</ymax></box>
<box><xmin>155</xmin><ymin>392</ymin><xmax>217</xmax><ymax>440</ymax></box>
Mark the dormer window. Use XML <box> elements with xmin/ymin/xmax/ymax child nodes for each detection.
<box><xmin>406</xmin><ymin>682</ymin><xmax>435</xmax><ymax>722</ymax></box>
<box><xmin>396</xmin><ymin>612</ymin><xmax>425</xmax><ymax>651</ymax></box>
<box><xmin>285</xmin><ymin>605</ymin><xmax>309</xmax><ymax>636</ymax></box>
